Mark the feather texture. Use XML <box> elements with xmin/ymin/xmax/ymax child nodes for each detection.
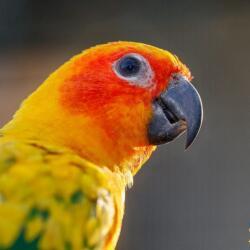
<box><xmin>0</xmin><ymin>138</ymin><xmax>125</xmax><ymax>250</ymax></box>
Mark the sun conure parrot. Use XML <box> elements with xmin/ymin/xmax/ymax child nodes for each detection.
<box><xmin>0</xmin><ymin>41</ymin><xmax>203</xmax><ymax>250</ymax></box>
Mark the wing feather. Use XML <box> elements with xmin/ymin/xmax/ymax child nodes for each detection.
<box><xmin>0</xmin><ymin>140</ymin><xmax>116</xmax><ymax>250</ymax></box>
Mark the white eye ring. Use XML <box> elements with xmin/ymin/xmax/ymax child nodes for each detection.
<box><xmin>113</xmin><ymin>53</ymin><xmax>154</xmax><ymax>88</ymax></box>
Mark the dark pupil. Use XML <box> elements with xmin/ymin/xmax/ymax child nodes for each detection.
<box><xmin>118</xmin><ymin>56</ymin><xmax>141</xmax><ymax>77</ymax></box>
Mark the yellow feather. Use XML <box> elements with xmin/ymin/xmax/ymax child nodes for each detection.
<box><xmin>0</xmin><ymin>138</ymin><xmax>125</xmax><ymax>249</ymax></box>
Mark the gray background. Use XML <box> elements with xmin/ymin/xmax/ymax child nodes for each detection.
<box><xmin>0</xmin><ymin>0</ymin><xmax>250</xmax><ymax>249</ymax></box>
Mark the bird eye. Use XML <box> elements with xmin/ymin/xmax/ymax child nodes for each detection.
<box><xmin>117</xmin><ymin>56</ymin><xmax>141</xmax><ymax>77</ymax></box>
<box><xmin>113</xmin><ymin>53</ymin><xmax>153</xmax><ymax>87</ymax></box>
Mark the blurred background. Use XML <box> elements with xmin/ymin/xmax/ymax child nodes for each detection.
<box><xmin>0</xmin><ymin>0</ymin><xmax>250</xmax><ymax>249</ymax></box>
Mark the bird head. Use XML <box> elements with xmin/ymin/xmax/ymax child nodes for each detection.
<box><xmin>3</xmin><ymin>42</ymin><xmax>203</xmax><ymax>174</ymax></box>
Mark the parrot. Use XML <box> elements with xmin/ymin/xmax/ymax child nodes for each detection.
<box><xmin>0</xmin><ymin>41</ymin><xmax>203</xmax><ymax>250</ymax></box>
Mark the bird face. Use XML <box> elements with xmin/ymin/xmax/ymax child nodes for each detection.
<box><xmin>60</xmin><ymin>42</ymin><xmax>203</xmax><ymax>151</ymax></box>
<box><xmin>5</xmin><ymin>41</ymin><xmax>202</xmax><ymax>170</ymax></box>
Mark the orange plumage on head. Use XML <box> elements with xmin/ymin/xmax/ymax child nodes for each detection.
<box><xmin>2</xmin><ymin>41</ymin><xmax>194</xmax><ymax>174</ymax></box>
<box><xmin>59</xmin><ymin>42</ymin><xmax>191</xmax><ymax>171</ymax></box>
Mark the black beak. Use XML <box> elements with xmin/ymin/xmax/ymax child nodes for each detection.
<box><xmin>148</xmin><ymin>74</ymin><xmax>203</xmax><ymax>149</ymax></box>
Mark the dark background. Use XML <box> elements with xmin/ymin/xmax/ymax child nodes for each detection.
<box><xmin>0</xmin><ymin>1</ymin><xmax>250</xmax><ymax>249</ymax></box>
